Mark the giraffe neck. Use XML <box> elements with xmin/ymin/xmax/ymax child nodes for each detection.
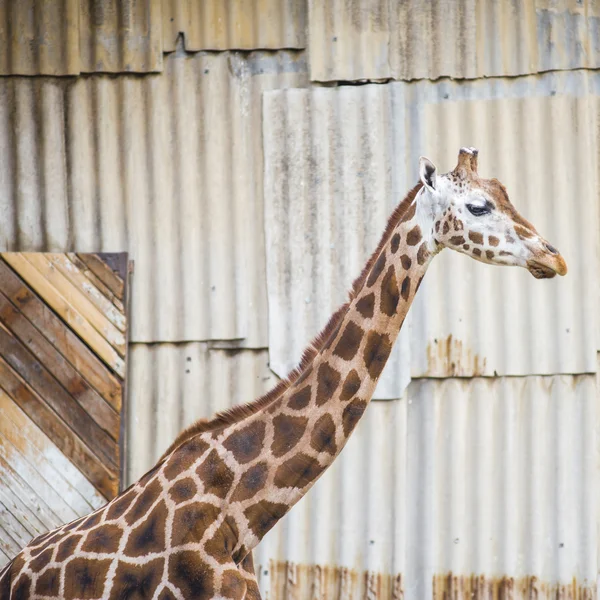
<box><xmin>218</xmin><ymin>186</ymin><xmax>438</xmax><ymax>555</ymax></box>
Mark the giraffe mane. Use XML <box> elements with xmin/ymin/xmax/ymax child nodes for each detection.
<box><xmin>159</xmin><ymin>182</ymin><xmax>423</xmax><ymax>461</ymax></box>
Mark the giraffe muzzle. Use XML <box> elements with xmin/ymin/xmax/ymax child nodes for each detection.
<box><xmin>526</xmin><ymin>250</ymin><xmax>568</xmax><ymax>279</ymax></box>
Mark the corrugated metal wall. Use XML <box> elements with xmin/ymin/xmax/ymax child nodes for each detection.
<box><xmin>0</xmin><ymin>1</ymin><xmax>598</xmax><ymax>598</ymax></box>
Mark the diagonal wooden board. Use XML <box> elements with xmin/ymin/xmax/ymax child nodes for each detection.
<box><xmin>0</xmin><ymin>252</ymin><xmax>128</xmax><ymax>565</ymax></box>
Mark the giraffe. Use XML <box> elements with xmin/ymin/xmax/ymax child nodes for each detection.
<box><xmin>1</xmin><ymin>148</ymin><xmax>567</xmax><ymax>600</ymax></box>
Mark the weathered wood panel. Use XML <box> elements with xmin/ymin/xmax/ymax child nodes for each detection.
<box><xmin>0</xmin><ymin>252</ymin><xmax>128</xmax><ymax>568</ymax></box>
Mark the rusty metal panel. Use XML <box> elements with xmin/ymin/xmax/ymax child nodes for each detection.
<box><xmin>126</xmin><ymin>344</ymin><xmax>276</xmax><ymax>484</ymax></box>
<box><xmin>308</xmin><ymin>0</ymin><xmax>392</xmax><ymax>82</ymax></box>
<box><xmin>309</xmin><ymin>0</ymin><xmax>600</xmax><ymax>82</ymax></box>
<box><xmin>0</xmin><ymin>51</ymin><xmax>308</xmax><ymax>346</ymax></box>
<box><xmin>0</xmin><ymin>0</ymin><xmax>162</xmax><ymax>75</ymax></box>
<box><xmin>251</xmin><ymin>375</ymin><xmax>597</xmax><ymax>598</ymax></box>
<box><xmin>0</xmin><ymin>0</ymin><xmax>79</xmax><ymax>75</ymax></box>
<box><xmin>262</xmin><ymin>71</ymin><xmax>597</xmax><ymax>386</ymax></box>
<box><xmin>79</xmin><ymin>0</ymin><xmax>163</xmax><ymax>73</ymax></box>
<box><xmin>162</xmin><ymin>0</ymin><xmax>307</xmax><ymax>51</ymax></box>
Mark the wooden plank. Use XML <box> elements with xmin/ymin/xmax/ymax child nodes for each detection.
<box><xmin>1</xmin><ymin>254</ymin><xmax>126</xmax><ymax>376</ymax></box>
<box><xmin>0</xmin><ymin>501</ymin><xmax>33</xmax><ymax>548</ymax></box>
<box><xmin>49</xmin><ymin>254</ymin><xmax>126</xmax><ymax>332</ymax></box>
<box><xmin>2</xmin><ymin>252</ymin><xmax>125</xmax><ymax>370</ymax></box>
<box><xmin>0</xmin><ymin>550</ymin><xmax>9</xmax><ymax>569</ymax></box>
<box><xmin>0</xmin><ymin>393</ymin><xmax>106</xmax><ymax>512</ymax></box>
<box><xmin>0</xmin><ymin>401</ymin><xmax>98</xmax><ymax>518</ymax></box>
<box><xmin>0</xmin><ymin>259</ymin><xmax>122</xmax><ymax>408</ymax></box>
<box><xmin>0</xmin><ymin>358</ymin><xmax>118</xmax><ymax>499</ymax></box>
<box><xmin>76</xmin><ymin>253</ymin><xmax>125</xmax><ymax>300</ymax></box>
<box><xmin>0</xmin><ymin>454</ymin><xmax>64</xmax><ymax>532</ymax></box>
<box><xmin>0</xmin><ymin>324</ymin><xmax>118</xmax><ymax>470</ymax></box>
<box><xmin>0</xmin><ymin>291</ymin><xmax>119</xmax><ymax>440</ymax></box>
<box><xmin>0</xmin><ymin>480</ymin><xmax>50</xmax><ymax>538</ymax></box>
<box><xmin>0</xmin><ymin>433</ymin><xmax>78</xmax><ymax>524</ymax></box>
<box><xmin>24</xmin><ymin>254</ymin><xmax>126</xmax><ymax>355</ymax></box>
<box><xmin>0</xmin><ymin>523</ymin><xmax>21</xmax><ymax>559</ymax></box>
<box><xmin>67</xmin><ymin>253</ymin><xmax>125</xmax><ymax>313</ymax></box>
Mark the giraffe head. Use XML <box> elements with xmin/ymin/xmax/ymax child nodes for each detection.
<box><xmin>418</xmin><ymin>147</ymin><xmax>567</xmax><ymax>278</ymax></box>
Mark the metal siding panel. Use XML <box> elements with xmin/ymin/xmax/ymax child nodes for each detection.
<box><xmin>263</xmin><ymin>85</ymin><xmax>411</xmax><ymax>399</ymax></box>
<box><xmin>126</xmin><ymin>344</ymin><xmax>276</xmax><ymax>483</ymax></box>
<box><xmin>309</xmin><ymin>0</ymin><xmax>600</xmax><ymax>82</ymax></box>
<box><xmin>253</xmin><ymin>375</ymin><xmax>596</xmax><ymax>598</ymax></box>
<box><xmin>309</xmin><ymin>0</ymin><xmax>392</xmax><ymax>82</ymax></box>
<box><xmin>263</xmin><ymin>72</ymin><xmax>597</xmax><ymax>386</ymax></box>
<box><xmin>79</xmin><ymin>0</ymin><xmax>163</xmax><ymax>73</ymax></box>
<box><xmin>0</xmin><ymin>0</ymin><xmax>79</xmax><ymax>75</ymax></box>
<box><xmin>0</xmin><ymin>51</ymin><xmax>308</xmax><ymax>346</ymax></box>
<box><xmin>162</xmin><ymin>0</ymin><xmax>307</xmax><ymax>51</ymax></box>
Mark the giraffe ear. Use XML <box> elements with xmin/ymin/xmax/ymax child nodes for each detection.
<box><xmin>419</xmin><ymin>156</ymin><xmax>437</xmax><ymax>192</ymax></box>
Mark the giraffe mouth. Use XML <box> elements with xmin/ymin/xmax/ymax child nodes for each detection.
<box><xmin>526</xmin><ymin>256</ymin><xmax>567</xmax><ymax>279</ymax></box>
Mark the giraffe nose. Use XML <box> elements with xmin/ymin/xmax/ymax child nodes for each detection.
<box><xmin>543</xmin><ymin>242</ymin><xmax>559</xmax><ymax>255</ymax></box>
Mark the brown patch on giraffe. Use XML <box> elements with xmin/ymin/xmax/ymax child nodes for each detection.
<box><xmin>164</xmin><ymin>437</ymin><xmax>210</xmax><ymax>480</ymax></box>
<box><xmin>171</xmin><ymin>502</ymin><xmax>221</xmax><ymax>547</ymax></box>
<box><xmin>204</xmin><ymin>516</ymin><xmax>240</xmax><ymax>563</ymax></box>
<box><xmin>489</xmin><ymin>235</ymin><xmax>500</xmax><ymax>247</ymax></box>
<box><xmin>454</xmin><ymin>218</ymin><xmax>464</xmax><ymax>231</ymax></box>
<box><xmin>400</xmin><ymin>276</ymin><xmax>411</xmax><ymax>301</ymax></box>
<box><xmin>406</xmin><ymin>225</ymin><xmax>422</xmax><ymax>246</ymax></box>
<box><xmin>64</xmin><ymin>558</ymin><xmax>111</xmax><ymax>600</ymax></box>
<box><xmin>311</xmin><ymin>414</ymin><xmax>338</xmax><ymax>455</ymax></box>
<box><xmin>400</xmin><ymin>254</ymin><xmax>411</xmax><ymax>270</ymax></box>
<box><xmin>232</xmin><ymin>544</ymin><xmax>248</xmax><ymax>565</ymax></box>
<box><xmin>106</xmin><ymin>486</ymin><xmax>138</xmax><ymax>521</ymax></box>
<box><xmin>449</xmin><ymin>235</ymin><xmax>465</xmax><ymax>246</ymax></box>
<box><xmin>415</xmin><ymin>274</ymin><xmax>425</xmax><ymax>293</ymax></box>
<box><xmin>463</xmin><ymin>244</ymin><xmax>469</xmax><ymax>251</ymax></box>
<box><xmin>56</xmin><ymin>534</ymin><xmax>82</xmax><ymax>562</ymax></box>
<box><xmin>124</xmin><ymin>500</ymin><xmax>168</xmax><ymax>557</ymax></box>
<box><xmin>157</xmin><ymin>590</ymin><xmax>177</xmax><ymax>600</ymax></box>
<box><xmin>81</xmin><ymin>524</ymin><xmax>123</xmax><ymax>554</ymax></box>
<box><xmin>108</xmin><ymin>558</ymin><xmax>164</xmax><ymax>600</ymax></box>
<box><xmin>340</xmin><ymin>369</ymin><xmax>361</xmax><ymax>401</ymax></box>
<box><xmin>417</xmin><ymin>243</ymin><xmax>429</xmax><ymax>265</ymax></box>
<box><xmin>169</xmin><ymin>551</ymin><xmax>215</xmax><ymax>599</ymax></box>
<box><xmin>271</xmin><ymin>414</ymin><xmax>308</xmax><ymax>457</ymax></box>
<box><xmin>316</xmin><ymin>363</ymin><xmax>341</xmax><ymax>406</ymax></box>
<box><xmin>78</xmin><ymin>511</ymin><xmax>102</xmax><ymax>532</ymax></box>
<box><xmin>197</xmin><ymin>450</ymin><xmax>235</xmax><ymax>498</ymax></box>
<box><xmin>274</xmin><ymin>453</ymin><xmax>325</xmax><ymax>489</ymax></box>
<box><xmin>12</xmin><ymin>574</ymin><xmax>32</xmax><ymax>600</ymax></box>
<box><xmin>367</xmin><ymin>253</ymin><xmax>386</xmax><ymax>287</ymax></box>
<box><xmin>390</xmin><ymin>233</ymin><xmax>401</xmax><ymax>253</ymax></box>
<box><xmin>287</xmin><ymin>385</ymin><xmax>312</xmax><ymax>410</ymax></box>
<box><xmin>380</xmin><ymin>266</ymin><xmax>400</xmax><ymax>317</ymax></box>
<box><xmin>505</xmin><ymin>233</ymin><xmax>515</xmax><ymax>243</ymax></box>
<box><xmin>363</xmin><ymin>331</ymin><xmax>392</xmax><ymax>380</ymax></box>
<box><xmin>266</xmin><ymin>398</ymin><xmax>283</xmax><ymax>415</ymax></box>
<box><xmin>35</xmin><ymin>568</ymin><xmax>60</xmax><ymax>597</ymax></box>
<box><xmin>404</xmin><ymin>201</ymin><xmax>417</xmax><ymax>222</ymax></box>
<box><xmin>486</xmin><ymin>250</ymin><xmax>495</xmax><ymax>260</ymax></box>
<box><xmin>124</xmin><ymin>479</ymin><xmax>162</xmax><ymax>525</ymax></box>
<box><xmin>231</xmin><ymin>462</ymin><xmax>269</xmax><ymax>502</ymax></box>
<box><xmin>356</xmin><ymin>293</ymin><xmax>375</xmax><ymax>318</ymax></box>
<box><xmin>500</xmin><ymin>250</ymin><xmax>511</xmax><ymax>256</ymax></box>
<box><xmin>472</xmin><ymin>248</ymin><xmax>482</xmax><ymax>257</ymax></box>
<box><xmin>244</xmin><ymin>501</ymin><xmax>289</xmax><ymax>539</ymax></box>
<box><xmin>334</xmin><ymin>321</ymin><xmax>365</xmax><ymax>360</ymax></box>
<box><xmin>169</xmin><ymin>477</ymin><xmax>198</xmax><ymax>503</ymax></box>
<box><xmin>29</xmin><ymin>547</ymin><xmax>53</xmax><ymax>573</ymax></box>
<box><xmin>468</xmin><ymin>231</ymin><xmax>484</xmax><ymax>245</ymax></box>
<box><xmin>442</xmin><ymin>221</ymin><xmax>450</xmax><ymax>235</ymax></box>
<box><xmin>322</xmin><ymin>319</ymin><xmax>344</xmax><ymax>351</ymax></box>
<box><xmin>29</xmin><ymin>529</ymin><xmax>62</xmax><ymax>555</ymax></box>
<box><xmin>515</xmin><ymin>224</ymin><xmax>533</xmax><ymax>239</ymax></box>
<box><xmin>342</xmin><ymin>399</ymin><xmax>368</xmax><ymax>437</ymax></box>
<box><xmin>223</xmin><ymin>421</ymin><xmax>266</xmax><ymax>464</ymax></box>
<box><xmin>221</xmin><ymin>570</ymin><xmax>246</xmax><ymax>599</ymax></box>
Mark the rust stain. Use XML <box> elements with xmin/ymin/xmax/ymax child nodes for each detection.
<box><xmin>426</xmin><ymin>334</ymin><xmax>488</xmax><ymax>377</ymax></box>
<box><xmin>267</xmin><ymin>561</ymin><xmax>403</xmax><ymax>599</ymax></box>
<box><xmin>433</xmin><ymin>572</ymin><xmax>596</xmax><ymax>600</ymax></box>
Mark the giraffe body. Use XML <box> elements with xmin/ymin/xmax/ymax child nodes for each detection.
<box><xmin>1</xmin><ymin>149</ymin><xmax>566</xmax><ymax>599</ymax></box>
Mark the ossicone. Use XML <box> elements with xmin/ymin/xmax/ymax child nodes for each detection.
<box><xmin>454</xmin><ymin>146</ymin><xmax>479</xmax><ymax>179</ymax></box>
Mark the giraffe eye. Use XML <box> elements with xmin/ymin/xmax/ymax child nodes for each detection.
<box><xmin>466</xmin><ymin>203</ymin><xmax>491</xmax><ymax>217</ymax></box>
